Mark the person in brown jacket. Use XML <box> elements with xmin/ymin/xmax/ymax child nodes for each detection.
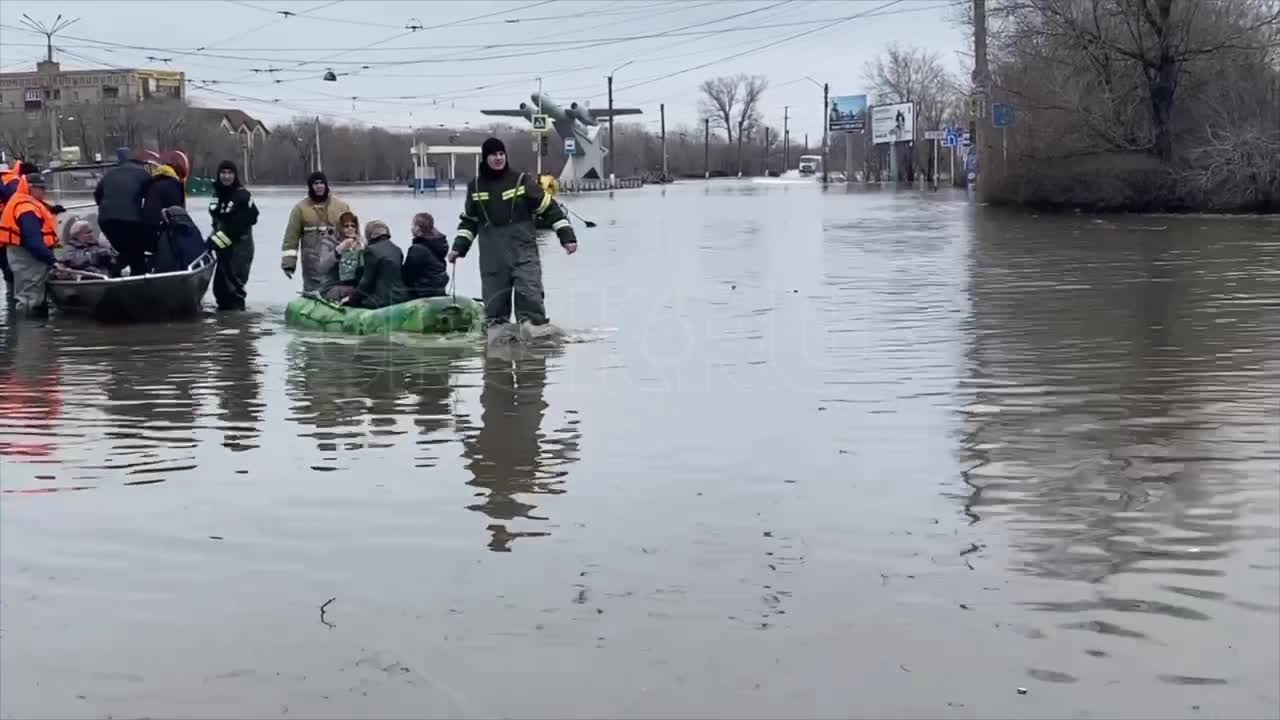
<box><xmin>280</xmin><ymin>171</ymin><xmax>351</xmax><ymax>293</ymax></box>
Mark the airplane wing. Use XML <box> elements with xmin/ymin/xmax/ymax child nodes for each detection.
<box><xmin>589</xmin><ymin>108</ymin><xmax>642</xmax><ymax>118</ymax></box>
<box><xmin>480</xmin><ymin>109</ymin><xmax>528</xmax><ymax>117</ymax></box>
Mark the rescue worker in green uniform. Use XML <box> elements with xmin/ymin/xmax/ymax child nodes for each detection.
<box><xmin>447</xmin><ymin>138</ymin><xmax>577</xmax><ymax>331</ymax></box>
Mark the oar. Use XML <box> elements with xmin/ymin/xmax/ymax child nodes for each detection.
<box><xmin>44</xmin><ymin>162</ymin><xmax>118</xmax><ymax>173</ymax></box>
<box><xmin>562</xmin><ymin>205</ymin><xmax>597</xmax><ymax>228</ymax></box>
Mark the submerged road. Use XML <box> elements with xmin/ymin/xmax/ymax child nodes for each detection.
<box><xmin>2</xmin><ymin>180</ymin><xmax>1278</xmax><ymax>718</ymax></box>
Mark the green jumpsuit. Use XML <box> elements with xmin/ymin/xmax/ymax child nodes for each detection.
<box><xmin>452</xmin><ymin>169</ymin><xmax>576</xmax><ymax>326</ymax></box>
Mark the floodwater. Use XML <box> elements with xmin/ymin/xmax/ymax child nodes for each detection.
<box><xmin>2</xmin><ymin>181</ymin><xmax>1278</xmax><ymax>719</ymax></box>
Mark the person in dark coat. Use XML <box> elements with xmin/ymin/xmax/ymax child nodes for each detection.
<box><xmin>207</xmin><ymin>159</ymin><xmax>259</xmax><ymax>311</ymax></box>
<box><xmin>448</xmin><ymin>137</ymin><xmax>578</xmax><ymax>331</ymax></box>
<box><xmin>140</xmin><ymin>150</ymin><xmax>188</xmax><ymax>274</ymax></box>
<box><xmin>95</xmin><ymin>149</ymin><xmax>153</xmax><ymax>277</ymax></box>
<box><xmin>343</xmin><ymin>220</ymin><xmax>406</xmax><ymax>309</ymax></box>
<box><xmin>402</xmin><ymin>211</ymin><xmax>450</xmax><ymax>299</ymax></box>
<box><xmin>152</xmin><ymin>206</ymin><xmax>206</xmax><ymax>274</ymax></box>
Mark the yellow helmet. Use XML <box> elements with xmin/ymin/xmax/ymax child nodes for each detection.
<box><xmin>539</xmin><ymin>173</ymin><xmax>559</xmax><ymax>198</ymax></box>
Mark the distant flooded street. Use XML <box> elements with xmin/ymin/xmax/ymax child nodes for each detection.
<box><xmin>2</xmin><ymin>181</ymin><xmax>1278</xmax><ymax>719</ymax></box>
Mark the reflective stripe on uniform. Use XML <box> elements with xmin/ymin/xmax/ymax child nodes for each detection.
<box><xmin>282</xmin><ymin>249</ymin><xmax>299</xmax><ymax>258</ymax></box>
<box><xmin>552</xmin><ymin>219</ymin><xmax>571</xmax><ymax>231</ymax></box>
<box><xmin>472</xmin><ymin>191</ymin><xmax>490</xmax><ymax>201</ymax></box>
<box><xmin>501</xmin><ymin>187</ymin><xmax>518</xmax><ymax>200</ymax></box>
<box><xmin>456</xmin><ymin>228</ymin><xmax>476</xmax><ymax>242</ymax></box>
<box><xmin>535</xmin><ymin>193</ymin><xmax>552</xmax><ymax>215</ymax></box>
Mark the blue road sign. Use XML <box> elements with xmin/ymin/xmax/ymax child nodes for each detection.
<box><xmin>942</xmin><ymin>130</ymin><xmax>958</xmax><ymax>148</ymax></box>
<box><xmin>564</xmin><ymin>137</ymin><xmax>577</xmax><ymax>155</ymax></box>
<box><xmin>992</xmin><ymin>103</ymin><xmax>1015</xmax><ymax>128</ymax></box>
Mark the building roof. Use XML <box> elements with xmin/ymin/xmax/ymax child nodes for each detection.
<box><xmin>195</xmin><ymin>107</ymin><xmax>270</xmax><ymax>135</ymax></box>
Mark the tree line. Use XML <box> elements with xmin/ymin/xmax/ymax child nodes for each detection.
<box><xmin>5</xmin><ymin>10</ymin><xmax>1275</xmax><ymax>214</ymax></box>
<box><xmin>975</xmin><ymin>0</ymin><xmax>1280</xmax><ymax>212</ymax></box>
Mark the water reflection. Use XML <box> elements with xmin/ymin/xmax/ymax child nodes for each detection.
<box><xmin>0</xmin><ymin>321</ymin><xmax>62</xmax><ymax>463</ymax></box>
<box><xmin>2</xmin><ymin>316</ymin><xmax>272</xmax><ymax>485</ymax></box>
<box><xmin>958</xmin><ymin>210</ymin><xmax>1280</xmax><ymax>639</ymax></box>
<box><xmin>461</xmin><ymin>345</ymin><xmax>581</xmax><ymax>553</ymax></box>
<box><xmin>284</xmin><ymin>337</ymin><xmax>463</xmax><ymax>468</ymax></box>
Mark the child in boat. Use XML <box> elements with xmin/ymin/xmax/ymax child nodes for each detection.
<box><xmin>323</xmin><ymin>211</ymin><xmax>364</xmax><ymax>301</ymax></box>
<box><xmin>58</xmin><ymin>219</ymin><xmax>116</xmax><ymax>276</ymax></box>
<box><xmin>401</xmin><ymin>212</ymin><xmax>449</xmax><ymax>299</ymax></box>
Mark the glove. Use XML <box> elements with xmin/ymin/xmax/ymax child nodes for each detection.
<box><xmin>555</xmin><ymin>226</ymin><xmax>577</xmax><ymax>247</ymax></box>
<box><xmin>283</xmin><ymin>268</ymin><xmax>294</xmax><ymax>279</ymax></box>
<box><xmin>208</xmin><ymin>230</ymin><xmax>232</xmax><ymax>250</ymax></box>
<box><xmin>50</xmin><ymin>204</ymin><xmax>66</xmax><ymax>214</ymax></box>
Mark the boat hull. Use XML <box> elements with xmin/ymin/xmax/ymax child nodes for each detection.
<box><xmin>48</xmin><ymin>252</ymin><xmax>217</xmax><ymax>322</ymax></box>
<box><xmin>285</xmin><ymin>294</ymin><xmax>485</xmax><ymax>336</ymax></box>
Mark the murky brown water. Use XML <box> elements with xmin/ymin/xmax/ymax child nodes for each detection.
<box><xmin>2</xmin><ymin>182</ymin><xmax>1278</xmax><ymax>719</ymax></box>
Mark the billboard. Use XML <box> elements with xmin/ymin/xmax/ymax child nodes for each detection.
<box><xmin>871</xmin><ymin>102</ymin><xmax>915</xmax><ymax>144</ymax></box>
<box><xmin>828</xmin><ymin>94</ymin><xmax>867</xmax><ymax>132</ymax></box>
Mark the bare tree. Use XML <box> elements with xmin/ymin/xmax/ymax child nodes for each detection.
<box><xmin>0</xmin><ymin>112</ymin><xmax>43</xmax><ymax>160</ymax></box>
<box><xmin>699</xmin><ymin>76</ymin><xmax>740</xmax><ymax>144</ymax></box>
<box><xmin>735</xmin><ymin>75</ymin><xmax>768</xmax><ymax>175</ymax></box>
<box><xmin>976</xmin><ymin>0</ymin><xmax>1280</xmax><ymax>210</ymax></box>
<box><xmin>864</xmin><ymin>43</ymin><xmax>960</xmax><ymax>178</ymax></box>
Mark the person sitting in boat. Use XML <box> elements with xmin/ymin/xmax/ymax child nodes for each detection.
<box><xmin>151</xmin><ymin>206</ymin><xmax>206</xmax><ymax>274</ymax></box>
<box><xmin>342</xmin><ymin>220</ymin><xmax>406</xmax><ymax>309</ymax></box>
<box><xmin>320</xmin><ymin>211</ymin><xmax>364</xmax><ymax>301</ymax></box>
<box><xmin>281</xmin><ymin>171</ymin><xmax>352</xmax><ymax>293</ymax></box>
<box><xmin>401</xmin><ymin>212</ymin><xmax>449</xmax><ymax>299</ymax></box>
<box><xmin>56</xmin><ymin>220</ymin><xmax>115</xmax><ymax>277</ymax></box>
<box><xmin>141</xmin><ymin>150</ymin><xmax>188</xmax><ymax>274</ymax></box>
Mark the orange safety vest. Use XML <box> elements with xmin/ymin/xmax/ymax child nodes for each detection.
<box><xmin>1</xmin><ymin>160</ymin><xmax>27</xmax><ymax>185</ymax></box>
<box><xmin>0</xmin><ymin>193</ymin><xmax>58</xmax><ymax>249</ymax></box>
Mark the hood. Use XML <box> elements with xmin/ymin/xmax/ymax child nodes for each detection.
<box><xmin>152</xmin><ymin>164</ymin><xmax>182</xmax><ymax>182</ymax></box>
<box><xmin>307</xmin><ymin>171</ymin><xmax>329</xmax><ymax>202</ymax></box>
<box><xmin>215</xmin><ymin>160</ymin><xmax>241</xmax><ymax>200</ymax></box>
<box><xmin>414</xmin><ymin>229</ymin><xmax>447</xmax><ymax>243</ymax></box>
<box><xmin>161</xmin><ymin>205</ymin><xmax>197</xmax><ymax>229</ymax></box>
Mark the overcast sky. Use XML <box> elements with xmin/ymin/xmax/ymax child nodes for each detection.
<box><xmin>1</xmin><ymin>0</ymin><xmax>970</xmax><ymax>139</ymax></box>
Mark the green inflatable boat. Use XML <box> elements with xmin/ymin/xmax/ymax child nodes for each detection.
<box><xmin>284</xmin><ymin>294</ymin><xmax>486</xmax><ymax>336</ymax></box>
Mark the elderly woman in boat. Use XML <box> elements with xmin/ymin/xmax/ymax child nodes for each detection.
<box><xmin>56</xmin><ymin>219</ymin><xmax>116</xmax><ymax>277</ymax></box>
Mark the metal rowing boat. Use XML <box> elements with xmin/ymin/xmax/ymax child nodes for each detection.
<box><xmin>47</xmin><ymin>251</ymin><xmax>217</xmax><ymax>322</ymax></box>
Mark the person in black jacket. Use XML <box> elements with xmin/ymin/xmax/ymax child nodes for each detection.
<box><xmin>95</xmin><ymin>148</ymin><xmax>153</xmax><ymax>276</ymax></box>
<box><xmin>402</xmin><ymin>212</ymin><xmax>450</xmax><ymax>299</ymax></box>
<box><xmin>447</xmin><ymin>137</ymin><xmax>577</xmax><ymax>330</ymax></box>
<box><xmin>207</xmin><ymin>160</ymin><xmax>259</xmax><ymax>311</ymax></box>
<box><xmin>343</xmin><ymin>220</ymin><xmax>406</xmax><ymax>309</ymax></box>
<box><xmin>141</xmin><ymin>150</ymin><xmax>188</xmax><ymax>273</ymax></box>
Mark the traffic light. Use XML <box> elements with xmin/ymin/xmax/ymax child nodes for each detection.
<box><xmin>540</xmin><ymin>134</ymin><xmax>549</xmax><ymax>157</ymax></box>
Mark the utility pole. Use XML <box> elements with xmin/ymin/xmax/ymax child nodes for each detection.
<box><xmin>313</xmin><ymin>116</ymin><xmax>322</xmax><ymax>172</ymax></box>
<box><xmin>660</xmin><ymin>103</ymin><xmax>667</xmax><ymax>178</ymax></box>
<box><xmin>536</xmin><ymin>77</ymin><xmax>544</xmax><ymax>176</ymax></box>
<box><xmin>822</xmin><ymin>82</ymin><xmax>830</xmax><ymax>184</ymax></box>
<box><xmin>22</xmin><ymin>14</ymin><xmax>79</xmax><ymax>166</ymax></box>
<box><xmin>704</xmin><ymin>118</ymin><xmax>710</xmax><ymax>179</ymax></box>
<box><xmin>973</xmin><ymin>0</ymin><xmax>990</xmax><ymax>202</ymax></box>
<box><xmin>783</xmin><ymin>106</ymin><xmax>790</xmax><ymax>172</ymax></box>
<box><xmin>763</xmin><ymin>126</ymin><xmax>770</xmax><ymax>175</ymax></box>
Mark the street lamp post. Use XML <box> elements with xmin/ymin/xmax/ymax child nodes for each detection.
<box><xmin>805</xmin><ymin>76</ymin><xmax>829</xmax><ymax>184</ymax></box>
<box><xmin>607</xmin><ymin>60</ymin><xmax>632</xmax><ymax>183</ymax></box>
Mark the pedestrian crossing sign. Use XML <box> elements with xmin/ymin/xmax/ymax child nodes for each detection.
<box><xmin>531</xmin><ymin>115</ymin><xmax>549</xmax><ymax>132</ymax></box>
